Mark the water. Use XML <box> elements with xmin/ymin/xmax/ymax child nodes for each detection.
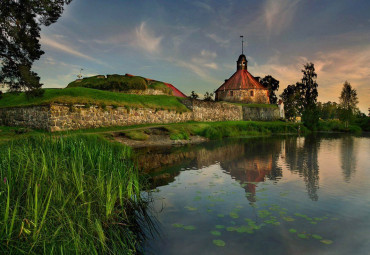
<box><xmin>139</xmin><ymin>134</ymin><xmax>370</xmax><ymax>255</ymax></box>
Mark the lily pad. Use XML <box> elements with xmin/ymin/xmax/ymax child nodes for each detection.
<box><xmin>193</xmin><ymin>196</ymin><xmax>202</xmax><ymax>201</ymax></box>
<box><xmin>229</xmin><ymin>212</ymin><xmax>239</xmax><ymax>219</ymax></box>
<box><xmin>312</xmin><ymin>234</ymin><xmax>323</xmax><ymax>240</ymax></box>
<box><xmin>283</xmin><ymin>216</ymin><xmax>295</xmax><ymax>222</ymax></box>
<box><xmin>289</xmin><ymin>228</ymin><xmax>297</xmax><ymax>233</ymax></box>
<box><xmin>172</xmin><ymin>223</ymin><xmax>184</xmax><ymax>228</ymax></box>
<box><xmin>183</xmin><ymin>225</ymin><xmax>196</xmax><ymax>230</ymax></box>
<box><xmin>217</xmin><ymin>214</ymin><xmax>225</xmax><ymax>218</ymax></box>
<box><xmin>210</xmin><ymin>230</ymin><xmax>221</xmax><ymax>236</ymax></box>
<box><xmin>213</xmin><ymin>239</ymin><xmax>226</xmax><ymax>247</ymax></box>
<box><xmin>184</xmin><ymin>206</ymin><xmax>197</xmax><ymax>211</ymax></box>
<box><xmin>298</xmin><ymin>233</ymin><xmax>309</xmax><ymax>239</ymax></box>
<box><xmin>320</xmin><ymin>240</ymin><xmax>333</xmax><ymax>245</ymax></box>
<box><xmin>226</xmin><ymin>226</ymin><xmax>237</xmax><ymax>232</ymax></box>
<box><xmin>215</xmin><ymin>225</ymin><xmax>225</xmax><ymax>229</ymax></box>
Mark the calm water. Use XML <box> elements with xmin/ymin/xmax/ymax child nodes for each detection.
<box><xmin>139</xmin><ymin>134</ymin><xmax>370</xmax><ymax>255</ymax></box>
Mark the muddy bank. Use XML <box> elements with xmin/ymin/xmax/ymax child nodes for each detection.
<box><xmin>112</xmin><ymin>127</ymin><xmax>207</xmax><ymax>148</ymax></box>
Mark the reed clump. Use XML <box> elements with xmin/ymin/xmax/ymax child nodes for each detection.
<box><xmin>0</xmin><ymin>135</ymin><xmax>148</xmax><ymax>254</ymax></box>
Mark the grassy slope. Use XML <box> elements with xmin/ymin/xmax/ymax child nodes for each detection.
<box><xmin>68</xmin><ymin>74</ymin><xmax>172</xmax><ymax>95</ymax></box>
<box><xmin>0</xmin><ymin>87</ymin><xmax>189</xmax><ymax>112</ymax></box>
<box><xmin>0</xmin><ymin>135</ymin><xmax>149</xmax><ymax>254</ymax></box>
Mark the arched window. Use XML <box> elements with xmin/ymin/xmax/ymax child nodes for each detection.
<box><xmin>250</xmin><ymin>90</ymin><xmax>254</xmax><ymax>97</ymax></box>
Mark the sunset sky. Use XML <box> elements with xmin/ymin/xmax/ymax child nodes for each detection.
<box><xmin>34</xmin><ymin>0</ymin><xmax>370</xmax><ymax>113</ymax></box>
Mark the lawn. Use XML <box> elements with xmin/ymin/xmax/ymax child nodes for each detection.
<box><xmin>0</xmin><ymin>87</ymin><xmax>189</xmax><ymax>112</ymax></box>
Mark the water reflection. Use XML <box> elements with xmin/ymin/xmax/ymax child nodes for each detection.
<box><xmin>341</xmin><ymin>136</ymin><xmax>357</xmax><ymax>182</ymax></box>
<box><xmin>137</xmin><ymin>136</ymin><xmax>323</xmax><ymax>201</ymax></box>
<box><xmin>284</xmin><ymin>136</ymin><xmax>320</xmax><ymax>201</ymax></box>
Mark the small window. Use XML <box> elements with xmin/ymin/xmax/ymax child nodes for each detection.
<box><xmin>250</xmin><ymin>91</ymin><xmax>254</xmax><ymax>97</ymax></box>
<box><xmin>230</xmin><ymin>91</ymin><xmax>234</xmax><ymax>96</ymax></box>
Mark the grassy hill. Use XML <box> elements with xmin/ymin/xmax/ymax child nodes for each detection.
<box><xmin>0</xmin><ymin>87</ymin><xmax>190</xmax><ymax>112</ymax></box>
<box><xmin>67</xmin><ymin>74</ymin><xmax>173</xmax><ymax>95</ymax></box>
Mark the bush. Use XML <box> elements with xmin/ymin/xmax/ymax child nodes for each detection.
<box><xmin>124</xmin><ymin>131</ymin><xmax>149</xmax><ymax>141</ymax></box>
<box><xmin>170</xmin><ymin>132</ymin><xmax>190</xmax><ymax>140</ymax></box>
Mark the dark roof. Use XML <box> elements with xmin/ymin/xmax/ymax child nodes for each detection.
<box><xmin>237</xmin><ymin>54</ymin><xmax>247</xmax><ymax>62</ymax></box>
<box><xmin>216</xmin><ymin>69</ymin><xmax>267</xmax><ymax>92</ymax></box>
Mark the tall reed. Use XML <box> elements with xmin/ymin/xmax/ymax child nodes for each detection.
<box><xmin>0</xmin><ymin>135</ymin><xmax>147</xmax><ymax>254</ymax></box>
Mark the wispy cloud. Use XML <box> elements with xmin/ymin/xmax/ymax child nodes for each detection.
<box><xmin>206</xmin><ymin>33</ymin><xmax>230</xmax><ymax>47</ymax></box>
<box><xmin>132</xmin><ymin>22</ymin><xmax>163</xmax><ymax>54</ymax></box>
<box><xmin>41</xmin><ymin>37</ymin><xmax>101</xmax><ymax>63</ymax></box>
<box><xmin>263</xmin><ymin>0</ymin><xmax>302</xmax><ymax>36</ymax></box>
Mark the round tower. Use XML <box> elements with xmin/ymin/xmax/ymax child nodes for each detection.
<box><xmin>237</xmin><ymin>54</ymin><xmax>248</xmax><ymax>70</ymax></box>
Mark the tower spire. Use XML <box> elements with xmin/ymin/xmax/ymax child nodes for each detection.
<box><xmin>240</xmin><ymin>35</ymin><xmax>244</xmax><ymax>54</ymax></box>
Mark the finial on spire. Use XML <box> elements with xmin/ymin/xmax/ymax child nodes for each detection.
<box><xmin>240</xmin><ymin>35</ymin><xmax>244</xmax><ymax>54</ymax></box>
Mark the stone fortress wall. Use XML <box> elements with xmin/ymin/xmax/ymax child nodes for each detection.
<box><xmin>0</xmin><ymin>99</ymin><xmax>280</xmax><ymax>132</ymax></box>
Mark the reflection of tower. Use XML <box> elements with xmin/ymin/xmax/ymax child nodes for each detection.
<box><xmin>220</xmin><ymin>139</ymin><xmax>283</xmax><ymax>202</ymax></box>
<box><xmin>341</xmin><ymin>136</ymin><xmax>357</xmax><ymax>182</ymax></box>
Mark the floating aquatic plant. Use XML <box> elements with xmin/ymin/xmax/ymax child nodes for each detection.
<box><xmin>213</xmin><ymin>239</ymin><xmax>226</xmax><ymax>247</ymax></box>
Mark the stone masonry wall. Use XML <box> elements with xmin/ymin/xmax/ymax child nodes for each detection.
<box><xmin>0</xmin><ymin>105</ymin><xmax>50</xmax><ymax>130</ymax></box>
<box><xmin>242</xmin><ymin>106</ymin><xmax>280</xmax><ymax>121</ymax></box>
<box><xmin>0</xmin><ymin>100</ymin><xmax>280</xmax><ymax>132</ymax></box>
<box><xmin>183</xmin><ymin>99</ymin><xmax>243</xmax><ymax>122</ymax></box>
<box><xmin>49</xmin><ymin>105</ymin><xmax>193</xmax><ymax>132</ymax></box>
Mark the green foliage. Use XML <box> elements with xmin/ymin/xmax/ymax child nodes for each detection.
<box><xmin>317</xmin><ymin>101</ymin><xmax>340</xmax><ymax>120</ymax></box>
<box><xmin>189</xmin><ymin>91</ymin><xmax>199</xmax><ymax>100</ymax></box>
<box><xmin>260</xmin><ymin>75</ymin><xmax>279</xmax><ymax>104</ymax></box>
<box><xmin>203</xmin><ymin>91</ymin><xmax>214</xmax><ymax>101</ymax></box>
<box><xmin>170</xmin><ymin>132</ymin><xmax>190</xmax><ymax>140</ymax></box>
<box><xmin>148</xmin><ymin>81</ymin><xmax>172</xmax><ymax>95</ymax></box>
<box><xmin>124</xmin><ymin>130</ymin><xmax>149</xmax><ymax>141</ymax></box>
<box><xmin>166</xmin><ymin>121</ymin><xmax>309</xmax><ymax>140</ymax></box>
<box><xmin>0</xmin><ymin>0</ymin><xmax>71</xmax><ymax>94</ymax></box>
<box><xmin>0</xmin><ymin>135</ymin><xmax>148</xmax><ymax>253</ymax></box>
<box><xmin>339</xmin><ymin>81</ymin><xmax>359</xmax><ymax>128</ymax></box>
<box><xmin>0</xmin><ymin>87</ymin><xmax>190</xmax><ymax>112</ymax></box>
<box><xmin>302</xmin><ymin>106</ymin><xmax>319</xmax><ymax>131</ymax></box>
<box><xmin>317</xmin><ymin>120</ymin><xmax>362</xmax><ymax>133</ymax></box>
<box><xmin>280</xmin><ymin>83</ymin><xmax>301</xmax><ymax>120</ymax></box>
<box><xmin>68</xmin><ymin>74</ymin><xmax>148</xmax><ymax>92</ymax></box>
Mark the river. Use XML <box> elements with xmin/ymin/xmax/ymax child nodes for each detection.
<box><xmin>138</xmin><ymin>134</ymin><xmax>370</xmax><ymax>255</ymax></box>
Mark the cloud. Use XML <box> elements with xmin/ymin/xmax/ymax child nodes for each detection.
<box><xmin>206</xmin><ymin>33</ymin><xmax>230</xmax><ymax>47</ymax></box>
<box><xmin>263</xmin><ymin>0</ymin><xmax>302</xmax><ymax>36</ymax></box>
<box><xmin>133</xmin><ymin>22</ymin><xmax>163</xmax><ymax>54</ymax></box>
<box><xmin>192</xmin><ymin>1</ymin><xmax>214</xmax><ymax>13</ymax></box>
<box><xmin>41</xmin><ymin>37</ymin><xmax>104</xmax><ymax>65</ymax></box>
<box><xmin>250</xmin><ymin>46</ymin><xmax>370</xmax><ymax>112</ymax></box>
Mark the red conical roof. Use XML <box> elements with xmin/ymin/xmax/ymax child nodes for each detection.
<box><xmin>216</xmin><ymin>69</ymin><xmax>267</xmax><ymax>92</ymax></box>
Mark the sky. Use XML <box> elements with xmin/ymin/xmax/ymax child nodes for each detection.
<box><xmin>34</xmin><ymin>0</ymin><xmax>370</xmax><ymax>113</ymax></box>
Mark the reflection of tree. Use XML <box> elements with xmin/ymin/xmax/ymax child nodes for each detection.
<box><xmin>341</xmin><ymin>136</ymin><xmax>357</xmax><ymax>182</ymax></box>
<box><xmin>284</xmin><ymin>135</ymin><xmax>320</xmax><ymax>201</ymax></box>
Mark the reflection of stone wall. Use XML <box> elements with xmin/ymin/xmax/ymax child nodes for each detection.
<box><xmin>0</xmin><ymin>106</ymin><xmax>50</xmax><ymax>130</ymax></box>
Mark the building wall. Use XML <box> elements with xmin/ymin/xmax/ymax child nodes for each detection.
<box><xmin>0</xmin><ymin>100</ymin><xmax>279</xmax><ymax>132</ymax></box>
<box><xmin>216</xmin><ymin>89</ymin><xmax>269</xmax><ymax>104</ymax></box>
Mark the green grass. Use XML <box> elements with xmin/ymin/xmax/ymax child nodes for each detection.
<box><xmin>164</xmin><ymin>121</ymin><xmax>307</xmax><ymax>140</ymax></box>
<box><xmin>124</xmin><ymin>130</ymin><xmax>149</xmax><ymax>141</ymax></box>
<box><xmin>229</xmin><ymin>103</ymin><xmax>278</xmax><ymax>108</ymax></box>
<box><xmin>67</xmin><ymin>74</ymin><xmax>148</xmax><ymax>91</ymax></box>
<box><xmin>0</xmin><ymin>87</ymin><xmax>189</xmax><ymax>112</ymax></box>
<box><xmin>317</xmin><ymin>120</ymin><xmax>362</xmax><ymax>133</ymax></box>
<box><xmin>67</xmin><ymin>74</ymin><xmax>173</xmax><ymax>95</ymax></box>
<box><xmin>0</xmin><ymin>135</ymin><xmax>151</xmax><ymax>254</ymax></box>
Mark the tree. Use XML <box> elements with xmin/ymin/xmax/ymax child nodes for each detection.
<box><xmin>189</xmin><ymin>91</ymin><xmax>199</xmax><ymax>100</ymax></box>
<box><xmin>298</xmin><ymin>63</ymin><xmax>319</xmax><ymax>130</ymax></box>
<box><xmin>260</xmin><ymin>75</ymin><xmax>279</xmax><ymax>104</ymax></box>
<box><xmin>0</xmin><ymin>0</ymin><xmax>72</xmax><ymax>96</ymax></box>
<box><xmin>280</xmin><ymin>83</ymin><xmax>300</xmax><ymax>120</ymax></box>
<box><xmin>203</xmin><ymin>91</ymin><xmax>214</xmax><ymax>101</ymax></box>
<box><xmin>339</xmin><ymin>81</ymin><xmax>358</xmax><ymax>128</ymax></box>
